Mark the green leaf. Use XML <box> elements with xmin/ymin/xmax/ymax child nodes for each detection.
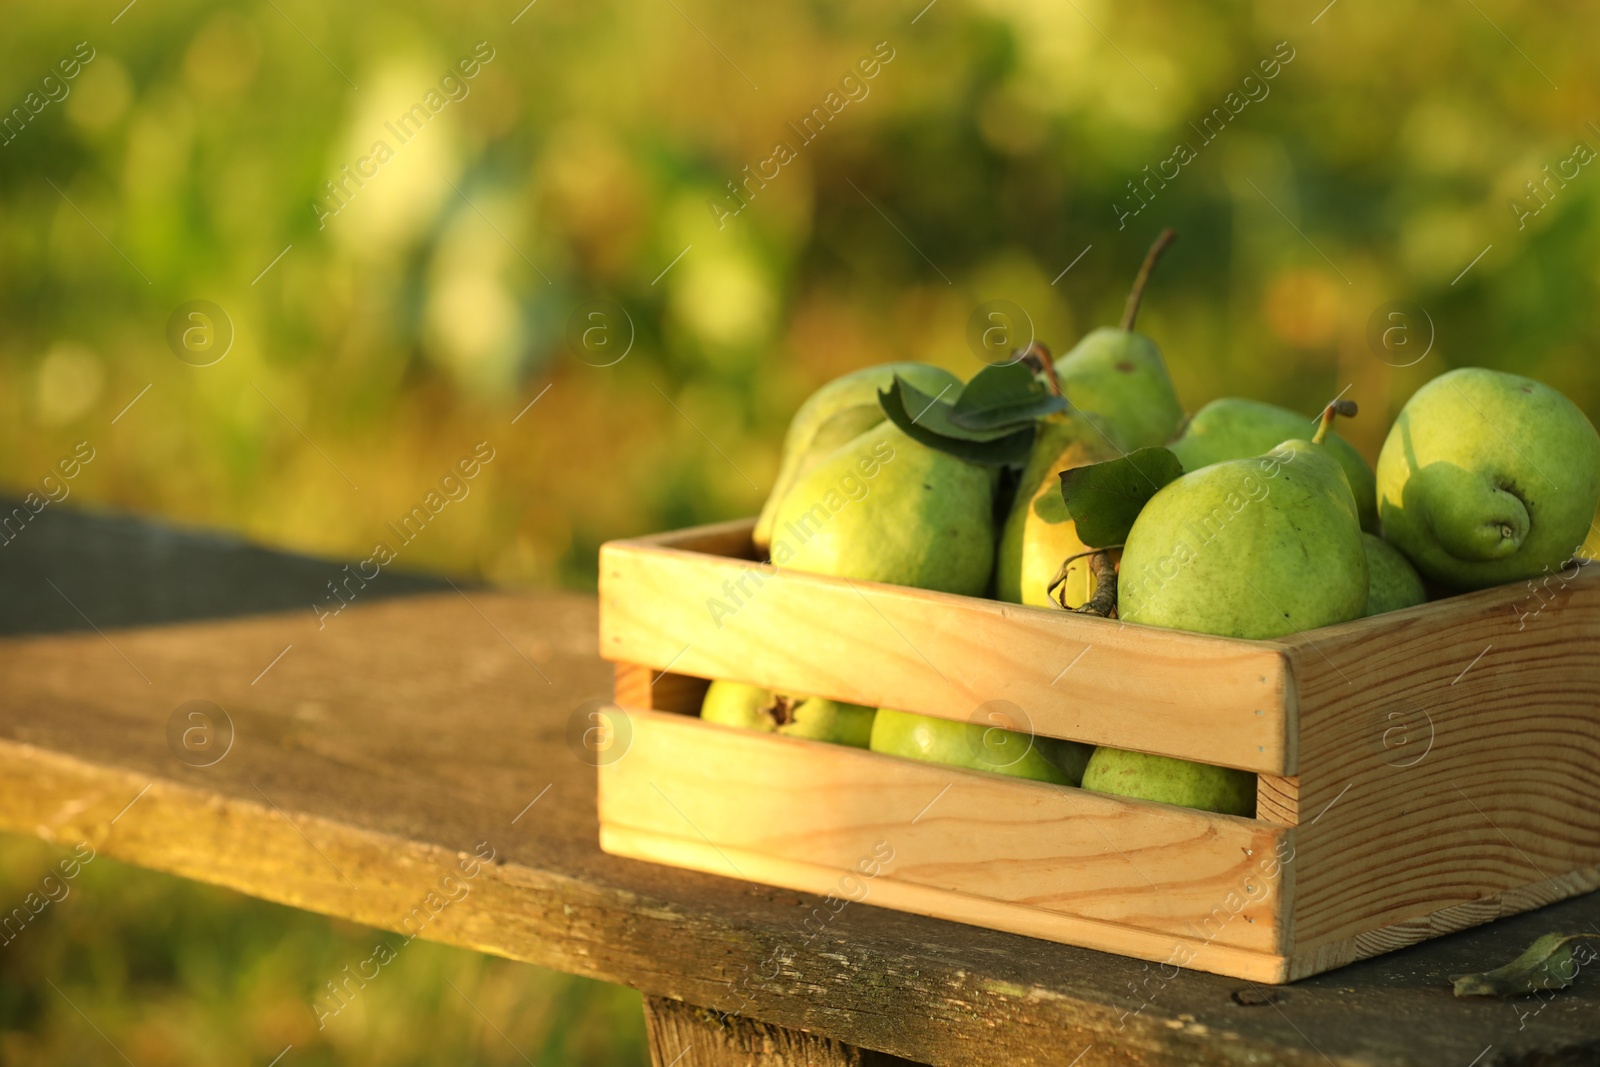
<box><xmin>1032</xmin><ymin>491</ymin><xmax>1071</xmax><ymax>524</ymax></box>
<box><xmin>1057</xmin><ymin>446</ymin><xmax>1184</xmax><ymax>548</ymax></box>
<box><xmin>879</xmin><ymin>378</ymin><xmax>1035</xmax><ymax>466</ymax></box>
<box><xmin>949</xmin><ymin>362</ymin><xmax>1067</xmax><ymax>431</ymax></box>
<box><xmin>881</xmin><ymin>377</ymin><xmax>1020</xmax><ymax>442</ymax></box>
<box><xmin>1450</xmin><ymin>933</ymin><xmax>1597</xmax><ymax>998</ymax></box>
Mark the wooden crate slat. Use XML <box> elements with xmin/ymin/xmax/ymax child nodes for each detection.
<box><xmin>600</xmin><ymin>708</ymin><xmax>1289</xmax><ymax>958</ymax></box>
<box><xmin>601</xmin><ymin>521</ymin><xmax>1295</xmax><ymax>775</ymax></box>
<box><xmin>603</xmin><ymin>825</ymin><xmax>1293</xmax><ymax>984</ymax></box>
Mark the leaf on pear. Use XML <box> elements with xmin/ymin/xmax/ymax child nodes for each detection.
<box><xmin>1450</xmin><ymin>933</ymin><xmax>1598</xmax><ymax>998</ymax></box>
<box><xmin>948</xmin><ymin>362</ymin><xmax>1067</xmax><ymax>431</ymax></box>
<box><xmin>878</xmin><ymin>378</ymin><xmax>1036</xmax><ymax>466</ymax></box>
<box><xmin>1057</xmin><ymin>446</ymin><xmax>1184</xmax><ymax>548</ymax></box>
<box><xmin>881</xmin><ymin>377</ymin><xmax>1017</xmax><ymax>441</ymax></box>
<box><xmin>1032</xmin><ymin>491</ymin><xmax>1071</xmax><ymax>524</ymax></box>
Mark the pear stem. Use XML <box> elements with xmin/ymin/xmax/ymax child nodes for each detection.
<box><xmin>1050</xmin><ymin>547</ymin><xmax>1122</xmax><ymax>617</ymax></box>
<box><xmin>1312</xmin><ymin>399</ymin><xmax>1359</xmax><ymax>445</ymax></box>
<box><xmin>1075</xmin><ymin>551</ymin><xmax>1121</xmax><ymax>618</ymax></box>
<box><xmin>1120</xmin><ymin>228</ymin><xmax>1177</xmax><ymax>331</ymax></box>
<box><xmin>1019</xmin><ymin>341</ymin><xmax>1063</xmax><ymax>397</ymax></box>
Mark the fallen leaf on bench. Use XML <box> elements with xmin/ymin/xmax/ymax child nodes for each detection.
<box><xmin>1450</xmin><ymin>933</ymin><xmax>1598</xmax><ymax>998</ymax></box>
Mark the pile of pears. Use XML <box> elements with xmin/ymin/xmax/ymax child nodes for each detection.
<box><xmin>699</xmin><ymin>230</ymin><xmax>1600</xmax><ymax>819</ymax></box>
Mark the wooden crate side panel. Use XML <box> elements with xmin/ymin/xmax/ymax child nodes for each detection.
<box><xmin>1288</xmin><ymin>865</ymin><xmax>1600</xmax><ymax>981</ymax></box>
<box><xmin>1280</xmin><ymin>566</ymin><xmax>1600</xmax><ymax>950</ymax></box>
<box><xmin>600</xmin><ymin>535</ymin><xmax>1296</xmax><ymax>775</ymax></box>
<box><xmin>599</xmin><ymin>709</ymin><xmax>1290</xmax><ymax>956</ymax></box>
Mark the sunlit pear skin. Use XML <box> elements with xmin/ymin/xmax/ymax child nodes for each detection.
<box><xmin>1080</xmin><ymin>747</ymin><xmax>1256</xmax><ymax>817</ymax></box>
<box><xmin>1170</xmin><ymin>397</ymin><xmax>1378</xmax><ymax>532</ymax></box>
<box><xmin>1376</xmin><ymin>368</ymin><xmax>1600</xmax><ymax>590</ymax></box>
<box><xmin>1119</xmin><ymin>429</ymin><xmax>1368</xmax><ymax>639</ymax></box>
<box><xmin>783</xmin><ymin>695</ymin><xmax>877</xmax><ymax>747</ymax></box>
<box><xmin>754</xmin><ymin>363</ymin><xmax>963</xmax><ymax>551</ymax></box>
<box><xmin>700</xmin><ymin>680</ymin><xmax>775</xmax><ymax>731</ymax></box>
<box><xmin>769</xmin><ymin>422</ymin><xmax>996</xmax><ymax>596</ymax></box>
<box><xmin>700</xmin><ymin>680</ymin><xmax>876</xmax><ymax>748</ymax></box>
<box><xmin>1054</xmin><ymin>327</ymin><xmax>1185</xmax><ymax>452</ymax></box>
<box><xmin>1583</xmin><ymin>509</ymin><xmax>1600</xmax><ymax>560</ymax></box>
<box><xmin>1361</xmin><ymin>532</ymin><xmax>1427</xmax><ymax>615</ymax></box>
<box><xmin>869</xmin><ymin>708</ymin><xmax>1092</xmax><ymax>785</ymax></box>
<box><xmin>995</xmin><ymin>417</ymin><xmax>1122</xmax><ymax>606</ymax></box>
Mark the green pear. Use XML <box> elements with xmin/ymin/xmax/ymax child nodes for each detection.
<box><xmin>1376</xmin><ymin>368</ymin><xmax>1600</xmax><ymax>590</ymax></box>
<box><xmin>700</xmin><ymin>680</ymin><xmax>876</xmax><ymax>748</ymax></box>
<box><xmin>1362</xmin><ymin>532</ymin><xmax>1427</xmax><ymax>615</ymax></box>
<box><xmin>1055</xmin><ymin>329</ymin><xmax>1185</xmax><ymax>452</ymax></box>
<box><xmin>1120</xmin><ymin>406</ymin><xmax>1369</xmax><ymax>639</ymax></box>
<box><xmin>1103</xmin><ymin>406</ymin><xmax>1368</xmax><ymax>815</ymax></box>
<box><xmin>869</xmin><ymin>708</ymin><xmax>1093</xmax><ymax>786</ymax></box>
<box><xmin>783</xmin><ymin>696</ymin><xmax>876</xmax><ymax>746</ymax></box>
<box><xmin>768</xmin><ymin>422</ymin><xmax>996</xmax><ymax>595</ymax></box>
<box><xmin>1052</xmin><ymin>230</ymin><xmax>1185</xmax><ymax>451</ymax></box>
<box><xmin>755</xmin><ymin>363</ymin><xmax>963</xmax><ymax>551</ymax></box>
<box><xmin>995</xmin><ymin>416</ymin><xmax>1122</xmax><ymax>607</ymax></box>
<box><xmin>700</xmin><ymin>680</ymin><xmax>773</xmax><ymax>730</ymax></box>
<box><xmin>1170</xmin><ymin>397</ymin><xmax>1379</xmax><ymax>532</ymax></box>
<box><xmin>1080</xmin><ymin>747</ymin><xmax>1255</xmax><ymax>816</ymax></box>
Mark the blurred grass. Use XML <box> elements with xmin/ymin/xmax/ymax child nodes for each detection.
<box><xmin>2</xmin><ymin>0</ymin><xmax>1598</xmax><ymax>1060</ymax></box>
<box><xmin>0</xmin><ymin>834</ymin><xmax>649</xmax><ymax>1066</ymax></box>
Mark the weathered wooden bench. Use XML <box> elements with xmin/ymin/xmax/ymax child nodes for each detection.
<box><xmin>2</xmin><ymin>504</ymin><xmax>1596</xmax><ymax>1066</ymax></box>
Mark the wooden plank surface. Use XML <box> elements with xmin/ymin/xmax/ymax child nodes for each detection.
<box><xmin>4</xmin><ymin>504</ymin><xmax>1600</xmax><ymax>1067</ymax></box>
<box><xmin>600</xmin><ymin>521</ymin><xmax>1296</xmax><ymax>775</ymax></box>
<box><xmin>1273</xmin><ymin>565</ymin><xmax>1600</xmax><ymax>969</ymax></box>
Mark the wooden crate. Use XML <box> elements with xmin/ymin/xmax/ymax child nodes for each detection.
<box><xmin>596</xmin><ymin>518</ymin><xmax>1600</xmax><ymax>983</ymax></box>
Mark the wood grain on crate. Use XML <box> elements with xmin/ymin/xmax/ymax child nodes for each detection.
<box><xmin>600</xmin><ymin>520</ymin><xmax>1296</xmax><ymax>775</ymax></box>
<box><xmin>1288</xmin><ymin>866</ymin><xmax>1600</xmax><ymax>980</ymax></box>
<box><xmin>599</xmin><ymin>706</ymin><xmax>1292</xmax><ymax>978</ymax></box>
<box><xmin>1270</xmin><ymin>565</ymin><xmax>1600</xmax><ymax>962</ymax></box>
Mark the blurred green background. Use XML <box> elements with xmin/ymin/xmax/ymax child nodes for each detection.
<box><xmin>0</xmin><ymin>837</ymin><xmax>648</xmax><ymax>1066</ymax></box>
<box><xmin>1</xmin><ymin>0</ymin><xmax>1596</xmax><ymax>1061</ymax></box>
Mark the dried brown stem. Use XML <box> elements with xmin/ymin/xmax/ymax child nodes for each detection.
<box><xmin>1073</xmin><ymin>551</ymin><xmax>1120</xmax><ymax>618</ymax></box>
<box><xmin>1120</xmin><ymin>228</ymin><xmax>1177</xmax><ymax>331</ymax></box>
<box><xmin>1313</xmin><ymin>398</ymin><xmax>1359</xmax><ymax>445</ymax></box>
<box><xmin>1048</xmin><ymin>547</ymin><xmax>1121</xmax><ymax>617</ymax></box>
<box><xmin>1018</xmin><ymin>341</ymin><xmax>1063</xmax><ymax>397</ymax></box>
